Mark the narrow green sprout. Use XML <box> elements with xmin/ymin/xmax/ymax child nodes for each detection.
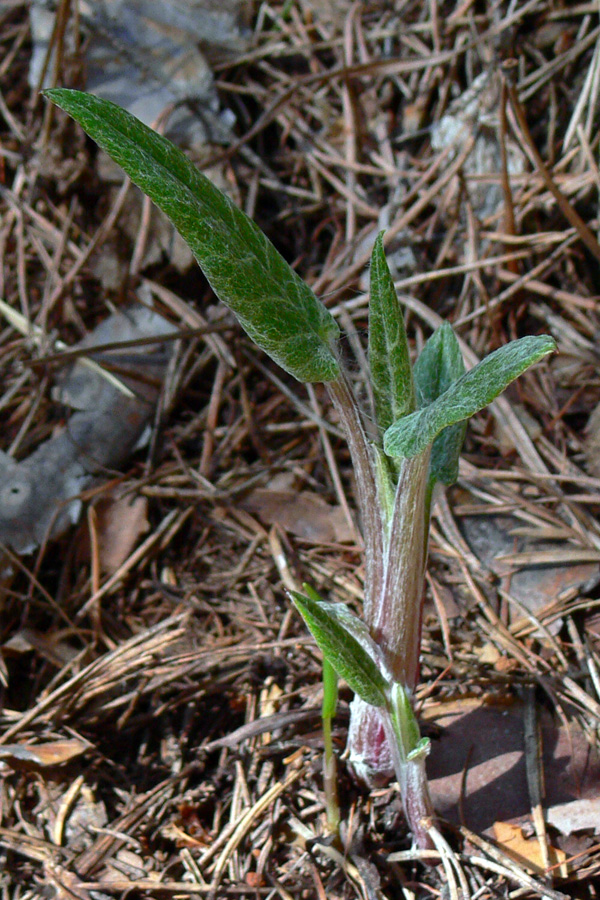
<box><xmin>44</xmin><ymin>89</ymin><xmax>557</xmax><ymax>850</ymax></box>
<box><xmin>322</xmin><ymin>658</ymin><xmax>340</xmax><ymax>835</ymax></box>
<box><xmin>302</xmin><ymin>584</ymin><xmax>340</xmax><ymax>834</ymax></box>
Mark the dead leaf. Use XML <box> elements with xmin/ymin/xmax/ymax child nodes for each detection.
<box><xmin>44</xmin><ymin>862</ymin><xmax>95</xmax><ymax>900</ymax></box>
<box><xmin>0</xmin><ymin>306</ymin><xmax>172</xmax><ymax>554</ymax></box>
<box><xmin>455</xmin><ymin>492</ymin><xmax>600</xmax><ymax>633</ymax></box>
<box><xmin>242</xmin><ymin>489</ymin><xmax>354</xmax><ymax>543</ymax></box>
<box><xmin>2</xmin><ymin>628</ymin><xmax>79</xmax><ymax>669</ymax></box>
<box><xmin>493</xmin><ymin>820</ymin><xmax>568</xmax><ymax>877</ymax></box>
<box><xmin>546</xmin><ymin>797</ymin><xmax>600</xmax><ymax>836</ymax></box>
<box><xmin>94</xmin><ymin>494</ymin><xmax>150</xmax><ymax>574</ymax></box>
<box><xmin>584</xmin><ymin>402</ymin><xmax>600</xmax><ymax>477</ymax></box>
<box><xmin>30</xmin><ymin>0</ymin><xmax>250</xmax><ymax>147</ymax></box>
<box><xmin>475</xmin><ymin>642</ymin><xmax>502</xmax><ymax>666</ymax></box>
<box><xmin>430</xmin><ymin>71</ymin><xmax>525</xmax><ymax>225</ymax></box>
<box><xmin>0</xmin><ymin>739</ymin><xmax>88</xmax><ymax>768</ymax></box>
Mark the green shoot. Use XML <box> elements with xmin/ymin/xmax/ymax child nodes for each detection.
<box><xmin>322</xmin><ymin>658</ymin><xmax>340</xmax><ymax>836</ymax></box>
<box><xmin>44</xmin><ymin>88</ymin><xmax>558</xmax><ymax>850</ymax></box>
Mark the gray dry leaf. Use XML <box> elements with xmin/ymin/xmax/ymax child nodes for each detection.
<box><xmin>0</xmin><ymin>739</ymin><xmax>88</xmax><ymax>768</ymax></box>
<box><xmin>426</xmin><ymin>698</ymin><xmax>600</xmax><ymax>835</ymax></box>
<box><xmin>546</xmin><ymin>797</ymin><xmax>600</xmax><ymax>836</ymax></box>
<box><xmin>584</xmin><ymin>401</ymin><xmax>600</xmax><ymax>477</ymax></box>
<box><xmin>454</xmin><ymin>491</ymin><xmax>600</xmax><ymax>633</ymax></box>
<box><xmin>431</xmin><ymin>71</ymin><xmax>525</xmax><ymax>225</ymax></box>
<box><xmin>0</xmin><ymin>306</ymin><xmax>173</xmax><ymax>554</ymax></box>
<box><xmin>30</xmin><ymin>0</ymin><xmax>250</xmax><ymax>146</ymax></box>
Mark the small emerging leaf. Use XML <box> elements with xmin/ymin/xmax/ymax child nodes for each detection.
<box><xmin>291</xmin><ymin>587</ymin><xmax>389</xmax><ymax>708</ymax></box>
<box><xmin>384</xmin><ymin>334</ymin><xmax>556</xmax><ymax>459</ymax></box>
<box><xmin>373</xmin><ymin>445</ymin><xmax>396</xmax><ymax>528</ymax></box>
<box><xmin>407</xmin><ymin>737</ymin><xmax>431</xmax><ymax>762</ymax></box>
<box><xmin>413</xmin><ymin>323</ymin><xmax>467</xmax><ymax>486</ymax></box>
<box><xmin>45</xmin><ymin>89</ymin><xmax>340</xmax><ymax>383</ymax></box>
<box><xmin>368</xmin><ymin>233</ymin><xmax>415</xmax><ymax>432</ymax></box>
<box><xmin>390</xmin><ymin>682</ymin><xmax>422</xmax><ymax>758</ymax></box>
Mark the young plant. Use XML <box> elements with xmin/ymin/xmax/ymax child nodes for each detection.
<box><xmin>45</xmin><ymin>89</ymin><xmax>557</xmax><ymax>848</ymax></box>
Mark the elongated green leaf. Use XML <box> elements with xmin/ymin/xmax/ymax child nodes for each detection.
<box><xmin>413</xmin><ymin>323</ymin><xmax>466</xmax><ymax>486</ymax></box>
<box><xmin>291</xmin><ymin>588</ymin><xmax>389</xmax><ymax>708</ymax></box>
<box><xmin>384</xmin><ymin>334</ymin><xmax>556</xmax><ymax>459</ymax></box>
<box><xmin>45</xmin><ymin>89</ymin><xmax>340</xmax><ymax>383</ymax></box>
<box><xmin>368</xmin><ymin>233</ymin><xmax>414</xmax><ymax>432</ymax></box>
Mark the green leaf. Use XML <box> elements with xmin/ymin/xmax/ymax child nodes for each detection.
<box><xmin>368</xmin><ymin>233</ymin><xmax>414</xmax><ymax>432</ymax></box>
<box><xmin>45</xmin><ymin>89</ymin><xmax>340</xmax><ymax>383</ymax></box>
<box><xmin>373</xmin><ymin>444</ymin><xmax>396</xmax><ymax>527</ymax></box>
<box><xmin>407</xmin><ymin>737</ymin><xmax>431</xmax><ymax>762</ymax></box>
<box><xmin>291</xmin><ymin>587</ymin><xmax>389</xmax><ymax>708</ymax></box>
<box><xmin>413</xmin><ymin>323</ymin><xmax>467</xmax><ymax>486</ymax></box>
<box><xmin>383</xmin><ymin>334</ymin><xmax>556</xmax><ymax>459</ymax></box>
<box><xmin>414</xmin><ymin>323</ymin><xmax>464</xmax><ymax>407</ymax></box>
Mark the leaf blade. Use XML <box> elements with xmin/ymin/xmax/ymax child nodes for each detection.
<box><xmin>413</xmin><ymin>323</ymin><xmax>467</xmax><ymax>486</ymax></box>
<box><xmin>45</xmin><ymin>89</ymin><xmax>340</xmax><ymax>383</ymax></box>
<box><xmin>368</xmin><ymin>233</ymin><xmax>414</xmax><ymax>432</ymax></box>
<box><xmin>291</xmin><ymin>588</ymin><xmax>389</xmax><ymax>708</ymax></box>
<box><xmin>384</xmin><ymin>334</ymin><xmax>557</xmax><ymax>459</ymax></box>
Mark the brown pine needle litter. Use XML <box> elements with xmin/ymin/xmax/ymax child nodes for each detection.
<box><xmin>1</xmin><ymin>1</ymin><xmax>600</xmax><ymax>897</ymax></box>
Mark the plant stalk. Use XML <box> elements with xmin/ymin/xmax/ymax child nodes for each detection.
<box><xmin>346</xmin><ymin>445</ymin><xmax>435</xmax><ymax>848</ymax></box>
<box><xmin>322</xmin><ymin>658</ymin><xmax>341</xmax><ymax>836</ymax></box>
<box><xmin>372</xmin><ymin>447</ymin><xmax>431</xmax><ymax>688</ymax></box>
<box><xmin>326</xmin><ymin>374</ymin><xmax>385</xmax><ymax>614</ymax></box>
<box><xmin>383</xmin><ymin>692</ymin><xmax>435</xmax><ymax>852</ymax></box>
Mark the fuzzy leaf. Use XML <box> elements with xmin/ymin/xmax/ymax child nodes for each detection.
<box><xmin>368</xmin><ymin>233</ymin><xmax>414</xmax><ymax>432</ymax></box>
<box><xmin>291</xmin><ymin>588</ymin><xmax>389</xmax><ymax>708</ymax></box>
<box><xmin>45</xmin><ymin>89</ymin><xmax>340</xmax><ymax>383</ymax></box>
<box><xmin>413</xmin><ymin>323</ymin><xmax>467</xmax><ymax>486</ymax></box>
<box><xmin>384</xmin><ymin>335</ymin><xmax>556</xmax><ymax>459</ymax></box>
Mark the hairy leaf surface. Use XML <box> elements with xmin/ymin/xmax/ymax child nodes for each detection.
<box><xmin>291</xmin><ymin>588</ymin><xmax>389</xmax><ymax>708</ymax></box>
<box><xmin>384</xmin><ymin>335</ymin><xmax>556</xmax><ymax>458</ymax></box>
<box><xmin>45</xmin><ymin>89</ymin><xmax>340</xmax><ymax>383</ymax></box>
<box><xmin>368</xmin><ymin>233</ymin><xmax>414</xmax><ymax>432</ymax></box>
<box><xmin>413</xmin><ymin>323</ymin><xmax>466</xmax><ymax>486</ymax></box>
